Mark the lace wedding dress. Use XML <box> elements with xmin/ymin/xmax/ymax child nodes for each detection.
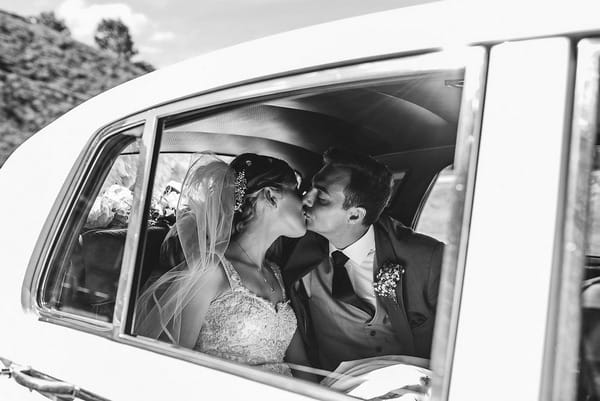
<box><xmin>136</xmin><ymin>154</ymin><xmax>298</xmax><ymax>376</ymax></box>
<box><xmin>195</xmin><ymin>259</ymin><xmax>297</xmax><ymax>376</ymax></box>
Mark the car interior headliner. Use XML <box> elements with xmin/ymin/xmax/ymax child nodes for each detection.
<box><xmin>122</xmin><ymin>70</ymin><xmax>464</xmax><ymax>225</ymax></box>
<box><xmin>162</xmin><ymin>69</ymin><xmax>464</xmax><ymax>165</ymax></box>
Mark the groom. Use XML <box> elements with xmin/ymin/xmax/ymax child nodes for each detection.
<box><xmin>283</xmin><ymin>148</ymin><xmax>444</xmax><ymax>371</ymax></box>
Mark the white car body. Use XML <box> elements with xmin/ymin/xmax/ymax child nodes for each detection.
<box><xmin>1</xmin><ymin>2</ymin><xmax>599</xmax><ymax>400</ymax></box>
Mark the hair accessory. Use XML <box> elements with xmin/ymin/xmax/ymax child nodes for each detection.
<box><xmin>234</xmin><ymin>170</ymin><xmax>247</xmax><ymax>212</ymax></box>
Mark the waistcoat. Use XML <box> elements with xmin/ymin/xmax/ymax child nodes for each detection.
<box><xmin>306</xmin><ymin>258</ymin><xmax>403</xmax><ymax>371</ymax></box>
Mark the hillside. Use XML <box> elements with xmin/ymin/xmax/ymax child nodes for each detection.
<box><xmin>0</xmin><ymin>10</ymin><xmax>152</xmax><ymax>167</ymax></box>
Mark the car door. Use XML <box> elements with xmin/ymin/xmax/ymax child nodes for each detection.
<box><xmin>1</xmin><ymin>46</ymin><xmax>487</xmax><ymax>400</ymax></box>
<box><xmin>2</xmin><ymin>123</ymin><xmax>320</xmax><ymax>401</ymax></box>
<box><xmin>446</xmin><ymin>37</ymin><xmax>600</xmax><ymax>401</ymax></box>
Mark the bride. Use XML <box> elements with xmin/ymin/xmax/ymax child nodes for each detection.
<box><xmin>136</xmin><ymin>152</ymin><xmax>315</xmax><ymax>380</ymax></box>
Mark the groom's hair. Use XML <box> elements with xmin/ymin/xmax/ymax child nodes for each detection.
<box><xmin>323</xmin><ymin>147</ymin><xmax>392</xmax><ymax>226</ymax></box>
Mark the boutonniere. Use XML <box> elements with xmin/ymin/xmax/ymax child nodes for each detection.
<box><xmin>374</xmin><ymin>262</ymin><xmax>404</xmax><ymax>302</ymax></box>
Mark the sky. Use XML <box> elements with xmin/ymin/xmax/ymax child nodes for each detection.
<box><xmin>1</xmin><ymin>0</ymin><xmax>432</xmax><ymax>68</ymax></box>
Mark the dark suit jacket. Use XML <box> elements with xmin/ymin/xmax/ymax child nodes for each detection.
<box><xmin>280</xmin><ymin>215</ymin><xmax>443</xmax><ymax>366</ymax></box>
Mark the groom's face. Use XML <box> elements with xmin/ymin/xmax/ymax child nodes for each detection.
<box><xmin>302</xmin><ymin>164</ymin><xmax>351</xmax><ymax>238</ymax></box>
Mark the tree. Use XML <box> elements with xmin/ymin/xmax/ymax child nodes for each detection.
<box><xmin>133</xmin><ymin>61</ymin><xmax>155</xmax><ymax>73</ymax></box>
<box><xmin>37</xmin><ymin>11</ymin><xmax>70</xmax><ymax>35</ymax></box>
<box><xmin>94</xmin><ymin>18</ymin><xmax>138</xmax><ymax>61</ymax></box>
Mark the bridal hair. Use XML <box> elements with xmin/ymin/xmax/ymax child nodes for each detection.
<box><xmin>229</xmin><ymin>153</ymin><xmax>298</xmax><ymax>235</ymax></box>
<box><xmin>135</xmin><ymin>153</ymin><xmax>298</xmax><ymax>345</ymax></box>
<box><xmin>323</xmin><ymin>147</ymin><xmax>393</xmax><ymax>226</ymax></box>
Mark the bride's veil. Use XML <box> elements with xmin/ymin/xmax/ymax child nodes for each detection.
<box><xmin>135</xmin><ymin>153</ymin><xmax>235</xmax><ymax>345</ymax></box>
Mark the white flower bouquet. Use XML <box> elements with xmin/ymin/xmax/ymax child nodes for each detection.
<box><xmin>85</xmin><ymin>184</ymin><xmax>133</xmax><ymax>228</ymax></box>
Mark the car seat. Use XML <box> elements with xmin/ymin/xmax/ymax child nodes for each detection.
<box><xmin>79</xmin><ymin>224</ymin><xmax>170</xmax><ymax>320</ymax></box>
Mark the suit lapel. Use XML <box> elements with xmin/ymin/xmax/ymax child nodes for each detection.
<box><xmin>373</xmin><ymin>218</ymin><xmax>416</xmax><ymax>354</ymax></box>
<box><xmin>373</xmin><ymin>218</ymin><xmax>401</xmax><ymax>279</ymax></box>
<box><xmin>282</xmin><ymin>231</ymin><xmax>328</xmax><ymax>289</ymax></box>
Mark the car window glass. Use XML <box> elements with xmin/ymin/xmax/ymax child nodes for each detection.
<box><xmin>133</xmin><ymin>151</ymin><xmax>195</xmax><ymax>295</ymax></box>
<box><xmin>127</xmin><ymin>67</ymin><xmax>473</xmax><ymax>400</ymax></box>
<box><xmin>133</xmin><ymin>152</ymin><xmax>234</xmax><ymax>296</ymax></box>
<box><xmin>579</xmin><ymin>142</ymin><xmax>600</xmax><ymax>401</ymax></box>
<box><xmin>586</xmin><ymin>145</ymin><xmax>600</xmax><ymax>257</ymax></box>
<box><xmin>416</xmin><ymin>166</ymin><xmax>453</xmax><ymax>244</ymax></box>
<box><xmin>41</xmin><ymin>125</ymin><xmax>142</xmax><ymax>322</ymax></box>
<box><xmin>150</xmin><ymin>153</ymin><xmax>233</xmax><ymax>222</ymax></box>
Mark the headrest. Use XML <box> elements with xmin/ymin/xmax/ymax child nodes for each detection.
<box><xmin>584</xmin><ymin>277</ymin><xmax>600</xmax><ymax>310</ymax></box>
<box><xmin>81</xmin><ymin>228</ymin><xmax>128</xmax><ymax>273</ymax></box>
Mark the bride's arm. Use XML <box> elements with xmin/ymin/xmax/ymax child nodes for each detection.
<box><xmin>285</xmin><ymin>329</ymin><xmax>320</xmax><ymax>382</ymax></box>
<box><xmin>178</xmin><ymin>265</ymin><xmax>228</xmax><ymax>349</ymax></box>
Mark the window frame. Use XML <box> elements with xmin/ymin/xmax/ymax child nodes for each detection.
<box><xmin>540</xmin><ymin>38</ymin><xmax>600</xmax><ymax>401</ymax></box>
<box><xmin>24</xmin><ymin>47</ymin><xmax>487</xmax><ymax>400</ymax></box>
<box><xmin>22</xmin><ymin>118</ymin><xmax>146</xmax><ymax>336</ymax></box>
<box><xmin>428</xmin><ymin>48</ymin><xmax>487</xmax><ymax>401</ymax></box>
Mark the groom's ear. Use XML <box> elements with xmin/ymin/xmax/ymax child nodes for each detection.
<box><xmin>347</xmin><ymin>206</ymin><xmax>366</xmax><ymax>225</ymax></box>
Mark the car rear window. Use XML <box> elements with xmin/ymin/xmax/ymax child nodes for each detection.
<box><xmin>41</xmin><ymin>125</ymin><xmax>143</xmax><ymax>322</ymax></box>
<box><xmin>416</xmin><ymin>165</ymin><xmax>453</xmax><ymax>245</ymax></box>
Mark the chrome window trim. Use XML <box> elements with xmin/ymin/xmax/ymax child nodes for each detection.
<box><xmin>23</xmin><ymin>116</ymin><xmax>147</xmax><ymax>336</ymax></box>
<box><xmin>541</xmin><ymin>38</ymin><xmax>600</xmax><ymax>401</ymax></box>
<box><xmin>116</xmin><ymin>334</ymin><xmax>350</xmax><ymax>401</ymax></box>
<box><xmin>429</xmin><ymin>47</ymin><xmax>487</xmax><ymax>401</ymax></box>
<box><xmin>113</xmin><ymin>116</ymin><xmax>160</xmax><ymax>335</ymax></box>
<box><xmin>37</xmin><ymin>309</ymin><xmax>113</xmax><ymax>333</ymax></box>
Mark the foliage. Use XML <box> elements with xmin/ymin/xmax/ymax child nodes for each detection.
<box><xmin>94</xmin><ymin>18</ymin><xmax>138</xmax><ymax>61</ymax></box>
<box><xmin>85</xmin><ymin>184</ymin><xmax>134</xmax><ymax>229</ymax></box>
<box><xmin>85</xmin><ymin>153</ymin><xmax>190</xmax><ymax>229</ymax></box>
<box><xmin>133</xmin><ymin>60</ymin><xmax>155</xmax><ymax>73</ymax></box>
<box><xmin>0</xmin><ymin>10</ymin><xmax>151</xmax><ymax>167</ymax></box>
<box><xmin>36</xmin><ymin>11</ymin><xmax>70</xmax><ymax>35</ymax></box>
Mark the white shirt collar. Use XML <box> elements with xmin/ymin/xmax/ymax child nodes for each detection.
<box><xmin>329</xmin><ymin>224</ymin><xmax>375</xmax><ymax>263</ymax></box>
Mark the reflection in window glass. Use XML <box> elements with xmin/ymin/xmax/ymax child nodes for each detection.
<box><xmin>149</xmin><ymin>153</ymin><xmax>234</xmax><ymax>222</ymax></box>
<box><xmin>586</xmin><ymin>146</ymin><xmax>600</xmax><ymax>257</ymax></box>
<box><xmin>42</xmin><ymin>126</ymin><xmax>142</xmax><ymax>322</ymax></box>
<box><xmin>150</xmin><ymin>153</ymin><xmax>193</xmax><ymax>222</ymax></box>
<box><xmin>416</xmin><ymin>166</ymin><xmax>453</xmax><ymax>245</ymax></box>
<box><xmin>134</xmin><ymin>152</ymin><xmax>234</xmax><ymax>299</ymax></box>
<box><xmin>579</xmin><ymin>145</ymin><xmax>600</xmax><ymax>401</ymax></box>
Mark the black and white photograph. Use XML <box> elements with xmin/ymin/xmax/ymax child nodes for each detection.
<box><xmin>1</xmin><ymin>1</ymin><xmax>600</xmax><ymax>400</ymax></box>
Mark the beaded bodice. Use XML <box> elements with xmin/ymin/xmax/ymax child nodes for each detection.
<box><xmin>195</xmin><ymin>259</ymin><xmax>297</xmax><ymax>375</ymax></box>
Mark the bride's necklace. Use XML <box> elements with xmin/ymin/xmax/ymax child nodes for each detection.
<box><xmin>234</xmin><ymin>240</ymin><xmax>276</xmax><ymax>293</ymax></box>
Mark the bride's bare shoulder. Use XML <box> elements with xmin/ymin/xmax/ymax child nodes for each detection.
<box><xmin>186</xmin><ymin>262</ymin><xmax>230</xmax><ymax>302</ymax></box>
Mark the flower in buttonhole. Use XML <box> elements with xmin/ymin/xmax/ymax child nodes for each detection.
<box><xmin>374</xmin><ymin>262</ymin><xmax>404</xmax><ymax>302</ymax></box>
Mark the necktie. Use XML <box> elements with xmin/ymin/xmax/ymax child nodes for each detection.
<box><xmin>331</xmin><ymin>250</ymin><xmax>352</xmax><ymax>299</ymax></box>
<box><xmin>331</xmin><ymin>250</ymin><xmax>374</xmax><ymax>316</ymax></box>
